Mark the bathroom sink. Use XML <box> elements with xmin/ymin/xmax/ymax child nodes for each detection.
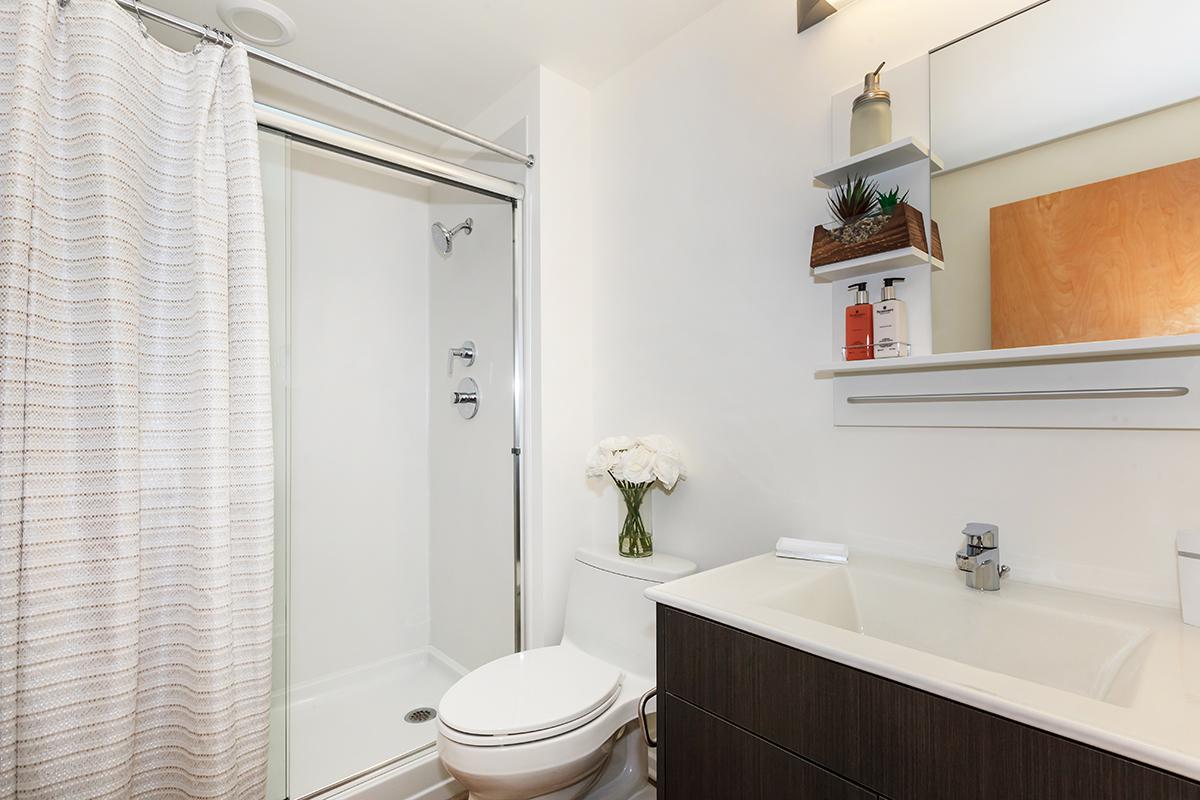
<box><xmin>758</xmin><ymin>562</ymin><xmax>1151</xmax><ymax>704</ymax></box>
<box><xmin>648</xmin><ymin>552</ymin><xmax>1200</xmax><ymax>781</ymax></box>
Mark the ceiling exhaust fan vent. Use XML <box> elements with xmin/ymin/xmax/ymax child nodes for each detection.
<box><xmin>217</xmin><ymin>0</ymin><xmax>296</xmax><ymax>47</ymax></box>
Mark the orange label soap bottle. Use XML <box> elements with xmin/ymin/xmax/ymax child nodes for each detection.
<box><xmin>845</xmin><ymin>282</ymin><xmax>874</xmax><ymax>360</ymax></box>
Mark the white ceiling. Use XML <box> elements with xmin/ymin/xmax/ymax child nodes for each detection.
<box><xmin>144</xmin><ymin>0</ymin><xmax>724</xmax><ymax>153</ymax></box>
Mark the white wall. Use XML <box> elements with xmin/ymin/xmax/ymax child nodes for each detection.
<box><xmin>287</xmin><ymin>142</ymin><xmax>434</xmax><ymax>685</ymax></box>
<box><xmin>529</xmin><ymin>69</ymin><xmax>595</xmax><ymax>646</ymax></box>
<box><xmin>583</xmin><ymin>0</ymin><xmax>1199</xmax><ymax>609</ymax></box>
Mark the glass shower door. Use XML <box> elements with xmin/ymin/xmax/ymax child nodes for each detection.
<box><xmin>260</xmin><ymin>129</ymin><xmax>518</xmax><ymax>799</ymax></box>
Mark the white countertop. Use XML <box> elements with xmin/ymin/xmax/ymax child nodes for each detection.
<box><xmin>646</xmin><ymin>552</ymin><xmax>1200</xmax><ymax>781</ymax></box>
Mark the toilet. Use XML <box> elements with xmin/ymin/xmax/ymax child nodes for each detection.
<box><xmin>436</xmin><ymin>546</ymin><xmax>696</xmax><ymax>800</ymax></box>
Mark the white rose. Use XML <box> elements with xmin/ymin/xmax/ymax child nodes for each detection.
<box><xmin>614</xmin><ymin>444</ymin><xmax>656</xmax><ymax>484</ymax></box>
<box><xmin>636</xmin><ymin>434</ymin><xmax>666</xmax><ymax>447</ymax></box>
<box><xmin>585</xmin><ymin>444</ymin><xmax>619</xmax><ymax>478</ymax></box>
<box><xmin>598</xmin><ymin>435</ymin><xmax>634</xmax><ymax>452</ymax></box>
<box><xmin>636</xmin><ymin>435</ymin><xmax>687</xmax><ymax>489</ymax></box>
<box><xmin>652</xmin><ymin>453</ymin><xmax>682</xmax><ymax>490</ymax></box>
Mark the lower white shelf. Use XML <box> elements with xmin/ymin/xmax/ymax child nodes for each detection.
<box><xmin>811</xmin><ymin>246</ymin><xmax>941</xmax><ymax>283</ymax></box>
<box><xmin>815</xmin><ymin>335</ymin><xmax>1200</xmax><ymax>430</ymax></box>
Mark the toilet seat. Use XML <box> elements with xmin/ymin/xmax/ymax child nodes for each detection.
<box><xmin>439</xmin><ymin>645</ymin><xmax>623</xmax><ymax>747</ymax></box>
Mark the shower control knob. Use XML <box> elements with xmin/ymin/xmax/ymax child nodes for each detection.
<box><xmin>448</xmin><ymin>340</ymin><xmax>476</xmax><ymax>371</ymax></box>
<box><xmin>453</xmin><ymin>377</ymin><xmax>479</xmax><ymax>419</ymax></box>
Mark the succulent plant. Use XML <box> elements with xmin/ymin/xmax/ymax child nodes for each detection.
<box><xmin>827</xmin><ymin>174</ymin><xmax>879</xmax><ymax>226</ymax></box>
<box><xmin>876</xmin><ymin>185</ymin><xmax>910</xmax><ymax>215</ymax></box>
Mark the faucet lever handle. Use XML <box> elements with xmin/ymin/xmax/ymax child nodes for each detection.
<box><xmin>446</xmin><ymin>340</ymin><xmax>476</xmax><ymax>374</ymax></box>
<box><xmin>962</xmin><ymin>522</ymin><xmax>999</xmax><ymax>549</ymax></box>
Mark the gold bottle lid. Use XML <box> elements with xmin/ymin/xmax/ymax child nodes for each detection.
<box><xmin>853</xmin><ymin>62</ymin><xmax>890</xmax><ymax>110</ymax></box>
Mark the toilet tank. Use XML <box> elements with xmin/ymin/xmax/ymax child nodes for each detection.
<box><xmin>561</xmin><ymin>546</ymin><xmax>696</xmax><ymax>680</ymax></box>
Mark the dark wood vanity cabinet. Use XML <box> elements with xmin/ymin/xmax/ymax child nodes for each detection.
<box><xmin>656</xmin><ymin>606</ymin><xmax>1200</xmax><ymax>800</ymax></box>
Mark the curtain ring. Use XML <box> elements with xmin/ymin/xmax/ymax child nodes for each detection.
<box><xmin>131</xmin><ymin>0</ymin><xmax>149</xmax><ymax>38</ymax></box>
<box><xmin>193</xmin><ymin>25</ymin><xmax>209</xmax><ymax>54</ymax></box>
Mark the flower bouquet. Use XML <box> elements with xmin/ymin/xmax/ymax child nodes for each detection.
<box><xmin>586</xmin><ymin>435</ymin><xmax>686</xmax><ymax>558</ymax></box>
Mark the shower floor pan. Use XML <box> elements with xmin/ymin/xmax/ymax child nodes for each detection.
<box><xmin>289</xmin><ymin>646</ymin><xmax>465</xmax><ymax>799</ymax></box>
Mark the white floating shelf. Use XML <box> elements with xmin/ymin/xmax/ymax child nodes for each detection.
<box><xmin>810</xmin><ymin>246</ymin><xmax>941</xmax><ymax>283</ymax></box>
<box><xmin>813</xmin><ymin>333</ymin><xmax>1200</xmax><ymax>378</ymax></box>
<box><xmin>813</xmin><ymin>137</ymin><xmax>944</xmax><ymax>189</ymax></box>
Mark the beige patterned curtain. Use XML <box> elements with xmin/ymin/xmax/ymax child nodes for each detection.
<box><xmin>0</xmin><ymin>1</ymin><xmax>274</xmax><ymax>798</ymax></box>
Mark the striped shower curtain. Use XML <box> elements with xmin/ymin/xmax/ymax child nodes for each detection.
<box><xmin>0</xmin><ymin>1</ymin><xmax>274</xmax><ymax>798</ymax></box>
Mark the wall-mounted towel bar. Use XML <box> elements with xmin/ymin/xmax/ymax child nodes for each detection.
<box><xmin>846</xmin><ymin>386</ymin><xmax>1189</xmax><ymax>404</ymax></box>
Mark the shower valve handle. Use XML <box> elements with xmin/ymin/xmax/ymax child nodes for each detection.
<box><xmin>447</xmin><ymin>340</ymin><xmax>476</xmax><ymax>373</ymax></box>
<box><xmin>453</xmin><ymin>378</ymin><xmax>480</xmax><ymax>420</ymax></box>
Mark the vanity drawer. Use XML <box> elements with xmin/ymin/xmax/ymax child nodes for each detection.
<box><xmin>658</xmin><ymin>693</ymin><xmax>875</xmax><ymax>800</ymax></box>
<box><xmin>658</xmin><ymin>605</ymin><xmax>1200</xmax><ymax>800</ymax></box>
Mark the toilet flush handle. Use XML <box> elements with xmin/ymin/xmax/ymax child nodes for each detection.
<box><xmin>638</xmin><ymin>687</ymin><xmax>657</xmax><ymax>748</ymax></box>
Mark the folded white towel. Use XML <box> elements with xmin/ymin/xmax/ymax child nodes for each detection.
<box><xmin>775</xmin><ymin>537</ymin><xmax>848</xmax><ymax>564</ymax></box>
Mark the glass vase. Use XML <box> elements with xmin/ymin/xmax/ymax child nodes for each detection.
<box><xmin>616</xmin><ymin>480</ymin><xmax>653</xmax><ymax>558</ymax></box>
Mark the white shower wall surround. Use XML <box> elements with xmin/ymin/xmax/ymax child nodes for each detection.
<box><xmin>285</xmin><ymin>143</ymin><xmax>434</xmax><ymax>688</ymax></box>
<box><xmin>0</xmin><ymin>1</ymin><xmax>273</xmax><ymax>798</ymax></box>
<box><xmin>273</xmin><ymin>140</ymin><xmax>449</xmax><ymax>800</ymax></box>
<box><xmin>428</xmin><ymin>179</ymin><xmax>519</xmax><ymax>672</ymax></box>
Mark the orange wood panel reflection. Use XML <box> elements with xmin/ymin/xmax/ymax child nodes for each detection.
<box><xmin>990</xmin><ymin>158</ymin><xmax>1200</xmax><ymax>349</ymax></box>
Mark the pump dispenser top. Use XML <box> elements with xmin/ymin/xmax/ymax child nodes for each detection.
<box><xmin>848</xmin><ymin>282</ymin><xmax>870</xmax><ymax>305</ymax></box>
<box><xmin>853</xmin><ymin>62</ymin><xmax>890</xmax><ymax>111</ymax></box>
<box><xmin>880</xmin><ymin>276</ymin><xmax>906</xmax><ymax>301</ymax></box>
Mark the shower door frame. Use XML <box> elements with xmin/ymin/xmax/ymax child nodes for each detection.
<box><xmin>258</xmin><ymin>109</ymin><xmax>529</xmax><ymax>798</ymax></box>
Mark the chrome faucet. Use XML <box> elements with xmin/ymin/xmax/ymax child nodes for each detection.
<box><xmin>955</xmin><ymin>523</ymin><xmax>1009</xmax><ymax>591</ymax></box>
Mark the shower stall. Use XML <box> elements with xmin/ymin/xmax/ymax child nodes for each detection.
<box><xmin>258</xmin><ymin>127</ymin><xmax>525</xmax><ymax>799</ymax></box>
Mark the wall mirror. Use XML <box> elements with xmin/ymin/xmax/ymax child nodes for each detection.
<box><xmin>929</xmin><ymin>0</ymin><xmax>1200</xmax><ymax>355</ymax></box>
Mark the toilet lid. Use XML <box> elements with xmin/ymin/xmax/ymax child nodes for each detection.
<box><xmin>438</xmin><ymin>646</ymin><xmax>623</xmax><ymax>738</ymax></box>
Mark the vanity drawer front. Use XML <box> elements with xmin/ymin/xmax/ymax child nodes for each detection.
<box><xmin>658</xmin><ymin>605</ymin><xmax>1200</xmax><ymax>800</ymax></box>
<box><xmin>659</xmin><ymin>692</ymin><xmax>875</xmax><ymax>800</ymax></box>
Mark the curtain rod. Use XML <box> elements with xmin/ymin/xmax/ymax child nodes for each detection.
<box><xmin>105</xmin><ymin>0</ymin><xmax>535</xmax><ymax>168</ymax></box>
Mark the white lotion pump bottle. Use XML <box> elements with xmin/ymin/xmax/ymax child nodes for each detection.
<box><xmin>872</xmin><ymin>277</ymin><xmax>909</xmax><ymax>358</ymax></box>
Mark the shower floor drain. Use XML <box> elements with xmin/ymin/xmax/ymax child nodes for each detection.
<box><xmin>404</xmin><ymin>707</ymin><xmax>437</xmax><ymax>724</ymax></box>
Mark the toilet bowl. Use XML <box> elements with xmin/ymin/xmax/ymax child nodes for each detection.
<box><xmin>436</xmin><ymin>547</ymin><xmax>695</xmax><ymax>800</ymax></box>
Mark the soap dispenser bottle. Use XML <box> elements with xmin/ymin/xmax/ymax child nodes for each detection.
<box><xmin>845</xmin><ymin>282</ymin><xmax>873</xmax><ymax>361</ymax></box>
<box><xmin>873</xmin><ymin>276</ymin><xmax>908</xmax><ymax>358</ymax></box>
<box><xmin>850</xmin><ymin>62</ymin><xmax>892</xmax><ymax>155</ymax></box>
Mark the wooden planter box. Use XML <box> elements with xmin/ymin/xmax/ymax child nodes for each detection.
<box><xmin>810</xmin><ymin>203</ymin><xmax>929</xmax><ymax>269</ymax></box>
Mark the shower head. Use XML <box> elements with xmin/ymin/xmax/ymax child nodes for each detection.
<box><xmin>431</xmin><ymin>217</ymin><xmax>473</xmax><ymax>256</ymax></box>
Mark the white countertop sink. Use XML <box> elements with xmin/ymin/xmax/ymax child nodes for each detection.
<box><xmin>646</xmin><ymin>552</ymin><xmax>1200</xmax><ymax>780</ymax></box>
<box><xmin>761</xmin><ymin>563</ymin><xmax>1150</xmax><ymax>703</ymax></box>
